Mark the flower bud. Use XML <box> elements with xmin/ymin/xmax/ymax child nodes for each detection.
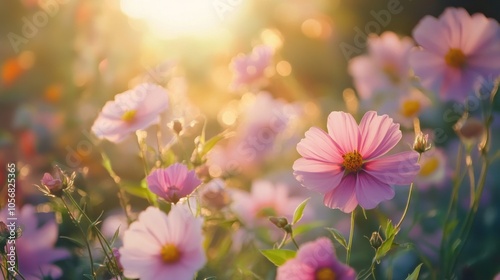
<box><xmin>171</xmin><ymin>120</ymin><xmax>183</xmax><ymax>135</ymax></box>
<box><xmin>369</xmin><ymin>231</ymin><xmax>383</xmax><ymax>249</ymax></box>
<box><xmin>269</xmin><ymin>216</ymin><xmax>289</xmax><ymax>229</ymax></box>
<box><xmin>41</xmin><ymin>173</ymin><xmax>63</xmax><ymax>193</ymax></box>
<box><xmin>36</xmin><ymin>166</ymin><xmax>75</xmax><ymax>197</ymax></box>
<box><xmin>413</xmin><ymin>132</ymin><xmax>431</xmax><ymax>154</ymax></box>
<box><xmin>457</xmin><ymin>118</ymin><xmax>484</xmax><ymax>140</ymax></box>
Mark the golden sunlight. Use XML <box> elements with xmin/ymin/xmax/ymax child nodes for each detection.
<box><xmin>120</xmin><ymin>0</ymin><xmax>233</xmax><ymax>38</ymax></box>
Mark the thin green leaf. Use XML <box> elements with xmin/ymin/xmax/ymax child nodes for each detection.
<box><xmin>385</xmin><ymin>219</ymin><xmax>396</xmax><ymax>238</ymax></box>
<box><xmin>292</xmin><ymin>198</ymin><xmax>310</xmax><ymax>225</ymax></box>
<box><xmin>326</xmin><ymin>227</ymin><xmax>348</xmax><ymax>249</ymax></box>
<box><xmin>120</xmin><ymin>180</ymin><xmax>150</xmax><ymax>199</ymax></box>
<box><xmin>444</xmin><ymin>219</ymin><xmax>458</xmax><ymax>236</ymax></box>
<box><xmin>405</xmin><ymin>263</ymin><xmax>423</xmax><ymax>280</ymax></box>
<box><xmin>60</xmin><ymin>236</ymin><xmax>85</xmax><ymax>247</ymax></box>
<box><xmin>260</xmin><ymin>249</ymin><xmax>296</xmax><ymax>266</ymax></box>
<box><xmin>200</xmin><ymin>130</ymin><xmax>234</xmax><ymax>156</ymax></box>
<box><xmin>374</xmin><ymin>233</ymin><xmax>395</xmax><ymax>262</ymax></box>
<box><xmin>110</xmin><ymin>226</ymin><xmax>121</xmax><ymax>246</ymax></box>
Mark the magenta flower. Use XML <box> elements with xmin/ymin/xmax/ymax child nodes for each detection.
<box><xmin>230</xmin><ymin>45</ymin><xmax>273</xmax><ymax>91</ymax></box>
<box><xmin>119</xmin><ymin>205</ymin><xmax>206</xmax><ymax>280</ymax></box>
<box><xmin>146</xmin><ymin>163</ymin><xmax>202</xmax><ymax>204</ymax></box>
<box><xmin>1</xmin><ymin>205</ymin><xmax>70</xmax><ymax>280</ymax></box>
<box><xmin>410</xmin><ymin>8</ymin><xmax>500</xmax><ymax>101</ymax></box>
<box><xmin>277</xmin><ymin>237</ymin><xmax>355</xmax><ymax>280</ymax></box>
<box><xmin>293</xmin><ymin>111</ymin><xmax>420</xmax><ymax>213</ymax></box>
<box><xmin>91</xmin><ymin>83</ymin><xmax>169</xmax><ymax>142</ymax></box>
<box><xmin>349</xmin><ymin>31</ymin><xmax>414</xmax><ymax>99</ymax></box>
<box><xmin>41</xmin><ymin>172</ymin><xmax>62</xmax><ymax>189</ymax></box>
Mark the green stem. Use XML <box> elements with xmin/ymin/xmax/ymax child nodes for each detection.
<box><xmin>60</xmin><ymin>198</ymin><xmax>96</xmax><ymax>279</ymax></box>
<box><xmin>466</xmin><ymin>153</ymin><xmax>475</xmax><ymax>209</ymax></box>
<box><xmin>395</xmin><ymin>153</ymin><xmax>422</xmax><ymax>230</ymax></box>
<box><xmin>290</xmin><ymin>233</ymin><xmax>299</xmax><ymax>250</ymax></box>
<box><xmin>446</xmin><ymin>157</ymin><xmax>489</xmax><ymax>277</ymax></box>
<box><xmin>445</xmin><ymin>108</ymin><xmax>492</xmax><ymax>277</ymax></box>
<box><xmin>155</xmin><ymin>124</ymin><xmax>164</xmax><ymax>166</ymax></box>
<box><xmin>346</xmin><ymin>210</ymin><xmax>355</xmax><ymax>265</ymax></box>
<box><xmin>63</xmin><ymin>191</ymin><xmax>121</xmax><ymax>277</ymax></box>
<box><xmin>440</xmin><ymin>144</ymin><xmax>466</xmax><ymax>273</ymax></box>
<box><xmin>277</xmin><ymin>233</ymin><xmax>288</xmax><ymax>249</ymax></box>
<box><xmin>135</xmin><ymin>132</ymin><xmax>150</xmax><ymax>175</ymax></box>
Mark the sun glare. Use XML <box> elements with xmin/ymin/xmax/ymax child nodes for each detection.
<box><xmin>120</xmin><ymin>0</ymin><xmax>225</xmax><ymax>38</ymax></box>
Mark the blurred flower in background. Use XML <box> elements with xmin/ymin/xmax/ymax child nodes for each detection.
<box><xmin>0</xmin><ymin>205</ymin><xmax>70</xmax><ymax>280</ymax></box>
<box><xmin>410</xmin><ymin>7</ymin><xmax>500</xmax><ymax>101</ymax></box>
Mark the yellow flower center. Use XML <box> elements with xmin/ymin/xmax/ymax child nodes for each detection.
<box><xmin>121</xmin><ymin>110</ymin><xmax>137</xmax><ymax>123</ymax></box>
<box><xmin>382</xmin><ymin>64</ymin><xmax>400</xmax><ymax>84</ymax></box>
<box><xmin>445</xmin><ymin>48</ymin><xmax>466</xmax><ymax>69</ymax></box>
<box><xmin>400</xmin><ymin>100</ymin><xmax>421</xmax><ymax>118</ymax></box>
<box><xmin>315</xmin><ymin>267</ymin><xmax>336</xmax><ymax>280</ymax></box>
<box><xmin>419</xmin><ymin>157</ymin><xmax>439</xmax><ymax>177</ymax></box>
<box><xmin>160</xmin><ymin>243</ymin><xmax>181</xmax><ymax>263</ymax></box>
<box><xmin>342</xmin><ymin>150</ymin><xmax>363</xmax><ymax>172</ymax></box>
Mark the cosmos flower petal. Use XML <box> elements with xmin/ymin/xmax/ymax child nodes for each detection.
<box><xmin>134</xmin><ymin>84</ymin><xmax>169</xmax><ymax>118</ymax></box>
<box><xmin>355</xmin><ymin>171</ymin><xmax>395</xmax><ymax>209</ymax></box>
<box><xmin>410</xmin><ymin>7</ymin><xmax>500</xmax><ymax>100</ymax></box>
<box><xmin>323</xmin><ymin>174</ymin><xmax>358</xmax><ymax>213</ymax></box>
<box><xmin>293</xmin><ymin>158</ymin><xmax>343</xmax><ymax>194</ymax></box>
<box><xmin>146</xmin><ymin>164</ymin><xmax>201</xmax><ymax>203</ymax></box>
<box><xmin>412</xmin><ymin>15</ymin><xmax>450</xmax><ymax>54</ymax></box>
<box><xmin>327</xmin><ymin>111</ymin><xmax>360</xmax><ymax>155</ymax></box>
<box><xmin>296</xmin><ymin>237</ymin><xmax>335</xmax><ymax>267</ymax></box>
<box><xmin>277</xmin><ymin>238</ymin><xmax>356</xmax><ymax>280</ymax></box>
<box><xmin>409</xmin><ymin>51</ymin><xmax>446</xmax><ymax>93</ymax></box>
<box><xmin>120</xmin><ymin>255</ymin><xmax>163</xmax><ymax>280</ymax></box>
<box><xmin>348</xmin><ymin>55</ymin><xmax>381</xmax><ymax>99</ymax></box>
<box><xmin>358</xmin><ymin>111</ymin><xmax>401</xmax><ymax>159</ymax></box>
<box><xmin>179</xmin><ymin>246</ymin><xmax>207</xmax><ymax>271</ymax></box>
<box><xmin>277</xmin><ymin>259</ymin><xmax>312</xmax><ymax>280</ymax></box>
<box><xmin>91</xmin><ymin>83</ymin><xmax>169</xmax><ymax>143</ymax></box>
<box><xmin>296</xmin><ymin>127</ymin><xmax>343</xmax><ymax>164</ymax></box>
<box><xmin>119</xmin><ymin>205</ymin><xmax>206</xmax><ymax>279</ymax></box>
<box><xmin>364</xmin><ymin>151</ymin><xmax>420</xmax><ymax>185</ymax></box>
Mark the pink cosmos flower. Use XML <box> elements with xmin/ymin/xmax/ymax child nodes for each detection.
<box><xmin>147</xmin><ymin>163</ymin><xmax>202</xmax><ymax>204</ymax></box>
<box><xmin>293</xmin><ymin>111</ymin><xmax>420</xmax><ymax>213</ymax></box>
<box><xmin>0</xmin><ymin>205</ymin><xmax>70</xmax><ymax>280</ymax></box>
<box><xmin>277</xmin><ymin>237</ymin><xmax>356</xmax><ymax>280</ymax></box>
<box><xmin>230</xmin><ymin>45</ymin><xmax>274</xmax><ymax>91</ymax></box>
<box><xmin>91</xmin><ymin>83</ymin><xmax>169</xmax><ymax>142</ymax></box>
<box><xmin>348</xmin><ymin>31</ymin><xmax>414</xmax><ymax>99</ymax></box>
<box><xmin>410</xmin><ymin>8</ymin><xmax>500</xmax><ymax>101</ymax></box>
<box><xmin>119</xmin><ymin>205</ymin><xmax>206</xmax><ymax>280</ymax></box>
<box><xmin>231</xmin><ymin>180</ymin><xmax>304</xmax><ymax>229</ymax></box>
